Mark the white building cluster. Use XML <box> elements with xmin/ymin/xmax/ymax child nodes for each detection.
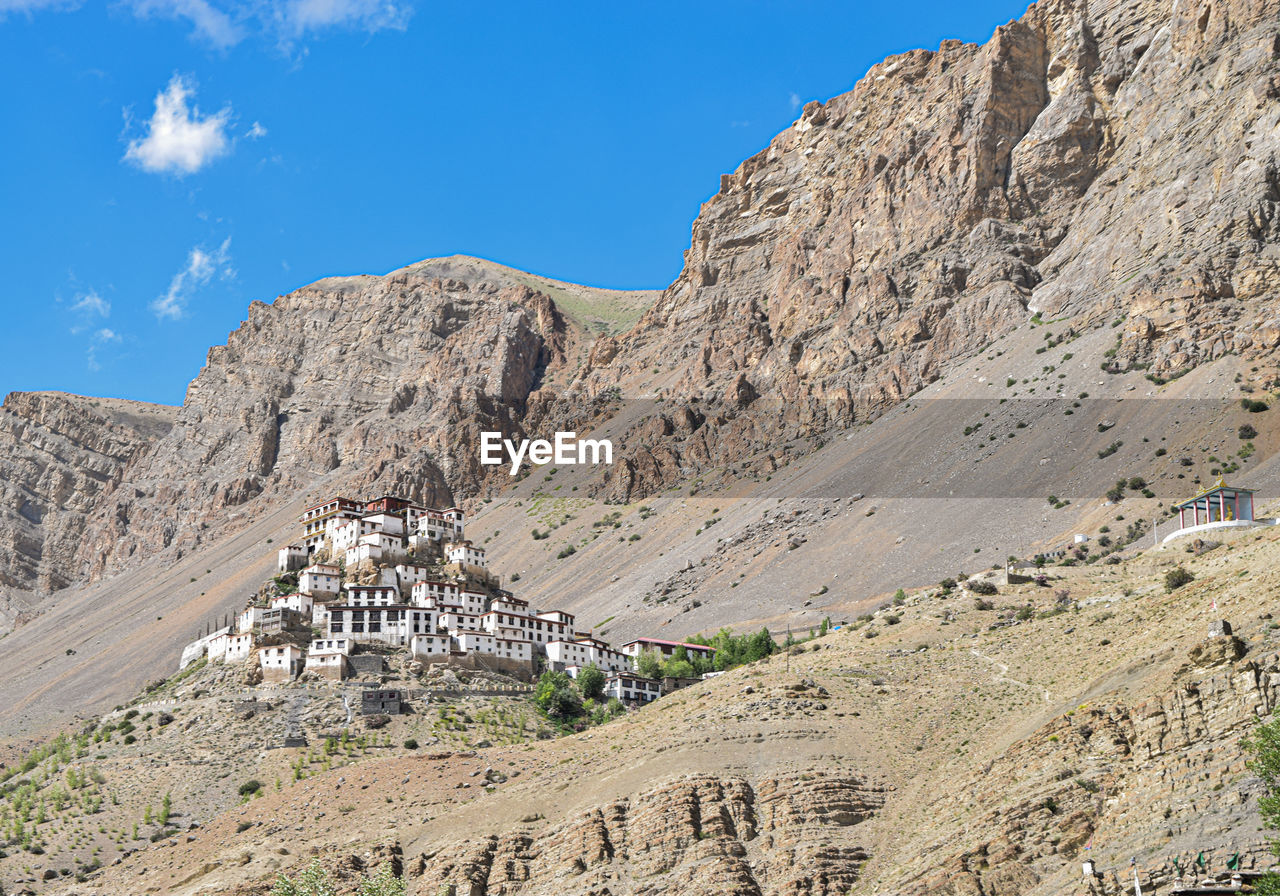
<box><xmin>283</xmin><ymin>495</ymin><xmax>476</xmax><ymax>576</ymax></box>
<box><xmin>180</xmin><ymin>494</ymin><xmax>695</xmax><ymax>705</ymax></box>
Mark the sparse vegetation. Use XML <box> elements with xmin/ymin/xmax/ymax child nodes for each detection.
<box><xmin>270</xmin><ymin>859</ymin><xmax>406</xmax><ymax>896</ymax></box>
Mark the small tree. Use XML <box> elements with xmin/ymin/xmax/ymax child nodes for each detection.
<box><xmin>577</xmin><ymin>664</ymin><xmax>606</xmax><ymax>701</ymax></box>
<box><xmin>534</xmin><ymin>670</ymin><xmax>582</xmax><ymax>720</ymax></box>
<box><xmin>662</xmin><ymin>658</ymin><xmax>695</xmax><ymax>679</ymax></box>
<box><xmin>636</xmin><ymin>650</ymin><xmax>663</xmax><ymax>680</ymax></box>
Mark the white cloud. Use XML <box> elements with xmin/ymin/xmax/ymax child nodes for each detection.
<box><xmin>246</xmin><ymin>120</ymin><xmax>267</xmax><ymax>139</ymax></box>
<box><xmin>152</xmin><ymin>237</ymin><xmax>233</xmax><ymax>320</ymax></box>
<box><xmin>0</xmin><ymin>0</ymin><xmax>80</xmax><ymax>17</ymax></box>
<box><xmin>86</xmin><ymin>328</ymin><xmax>122</xmax><ymax>371</ymax></box>
<box><xmin>124</xmin><ymin>75</ymin><xmax>232</xmax><ymax>176</ymax></box>
<box><xmin>789</xmin><ymin>92</ymin><xmax>802</xmax><ymax>111</ymax></box>
<box><xmin>71</xmin><ymin>289</ymin><xmax>110</xmax><ymax>318</ymax></box>
<box><xmin>6</xmin><ymin>0</ymin><xmax>412</xmax><ymax>49</ymax></box>
<box><xmin>127</xmin><ymin>0</ymin><xmax>242</xmax><ymax>48</ymax></box>
<box><xmin>278</xmin><ymin>0</ymin><xmax>410</xmax><ymax>37</ymax></box>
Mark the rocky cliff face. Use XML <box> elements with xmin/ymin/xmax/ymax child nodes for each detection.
<box><xmin>0</xmin><ymin>392</ymin><xmax>175</xmax><ymax>594</ymax></box>
<box><xmin>70</xmin><ymin>259</ymin><xmax>606</xmax><ymax>582</ymax></box>
<box><xmin>411</xmin><ymin>773</ymin><xmax>885</xmax><ymax>896</ymax></box>
<box><xmin>901</xmin><ymin>643</ymin><xmax>1280</xmax><ymax>896</ymax></box>
<box><xmin>580</xmin><ymin>0</ymin><xmax>1280</xmax><ymax>498</ymax></box>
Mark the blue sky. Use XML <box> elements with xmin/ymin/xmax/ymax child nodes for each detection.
<box><xmin>0</xmin><ymin>0</ymin><xmax>1029</xmax><ymax>406</ymax></box>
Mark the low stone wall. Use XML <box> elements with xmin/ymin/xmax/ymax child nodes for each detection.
<box><xmin>420</xmin><ymin>687</ymin><xmax>534</xmax><ymax>699</ymax></box>
<box><xmin>423</xmin><ymin>653</ymin><xmax>534</xmax><ymax>682</ymax></box>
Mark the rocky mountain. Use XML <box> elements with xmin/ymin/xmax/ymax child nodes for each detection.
<box><xmin>577</xmin><ymin>0</ymin><xmax>1280</xmax><ymax>496</ymax></box>
<box><xmin>2</xmin><ymin>0</ymin><xmax>1279</xmax><ymax>891</ymax></box>
<box><xmin>2</xmin><ymin>0</ymin><xmax>1277</xmax><ymax>601</ymax></box>
<box><xmin>0</xmin><ymin>260</ymin><xmax>655</xmax><ymax>597</ymax></box>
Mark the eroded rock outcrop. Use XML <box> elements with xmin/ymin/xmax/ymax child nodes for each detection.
<box><xmin>0</xmin><ymin>392</ymin><xmax>175</xmax><ymax>593</ymax></box>
<box><xmin>409</xmin><ymin>772</ymin><xmax>885</xmax><ymax>896</ymax></box>
<box><xmin>901</xmin><ymin>646</ymin><xmax>1280</xmax><ymax>896</ymax></box>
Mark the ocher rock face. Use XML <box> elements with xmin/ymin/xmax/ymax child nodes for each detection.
<box><xmin>898</xmin><ymin>648</ymin><xmax>1280</xmax><ymax>896</ymax></box>
<box><xmin>579</xmin><ymin>0</ymin><xmax>1280</xmax><ymax>496</ymax></box>
<box><xmin>410</xmin><ymin>773</ymin><xmax>885</xmax><ymax>896</ymax></box>
<box><xmin>0</xmin><ymin>392</ymin><xmax>175</xmax><ymax>593</ymax></box>
<box><xmin>71</xmin><ymin>263</ymin><xmax>576</xmax><ymax>583</ymax></box>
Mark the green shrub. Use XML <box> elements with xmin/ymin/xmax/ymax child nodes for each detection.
<box><xmin>1164</xmin><ymin>567</ymin><xmax>1195</xmax><ymax>592</ymax></box>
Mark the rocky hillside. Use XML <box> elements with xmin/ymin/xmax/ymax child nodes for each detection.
<box><xmin>42</xmin><ymin>521</ymin><xmax>1280</xmax><ymax>896</ymax></box>
<box><xmin>0</xmin><ymin>393</ymin><xmax>175</xmax><ymax>598</ymax></box>
<box><xmin>0</xmin><ymin>655</ymin><xmax>540</xmax><ymax>895</ymax></box>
